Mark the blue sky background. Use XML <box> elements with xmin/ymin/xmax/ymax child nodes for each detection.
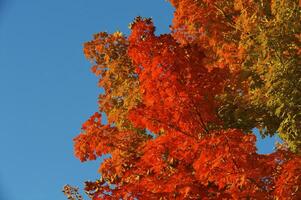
<box><xmin>0</xmin><ymin>1</ymin><xmax>280</xmax><ymax>200</ymax></box>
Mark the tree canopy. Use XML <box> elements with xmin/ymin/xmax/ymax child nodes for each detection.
<box><xmin>65</xmin><ymin>0</ymin><xmax>301</xmax><ymax>199</ymax></box>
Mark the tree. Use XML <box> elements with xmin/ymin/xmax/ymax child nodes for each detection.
<box><xmin>67</xmin><ymin>1</ymin><xmax>301</xmax><ymax>199</ymax></box>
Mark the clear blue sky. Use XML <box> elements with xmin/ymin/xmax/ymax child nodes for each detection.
<box><xmin>0</xmin><ymin>1</ymin><xmax>280</xmax><ymax>200</ymax></box>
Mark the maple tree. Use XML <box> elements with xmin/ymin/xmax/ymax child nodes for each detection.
<box><xmin>65</xmin><ymin>1</ymin><xmax>301</xmax><ymax>199</ymax></box>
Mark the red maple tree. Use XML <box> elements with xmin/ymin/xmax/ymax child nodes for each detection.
<box><xmin>68</xmin><ymin>1</ymin><xmax>301</xmax><ymax>199</ymax></box>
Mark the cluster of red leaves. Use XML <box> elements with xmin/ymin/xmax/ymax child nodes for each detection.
<box><xmin>74</xmin><ymin>112</ymin><xmax>149</xmax><ymax>162</ymax></box>
<box><xmin>128</xmin><ymin>18</ymin><xmax>229</xmax><ymax>137</ymax></box>
<box><xmin>75</xmin><ymin>112</ymin><xmax>301</xmax><ymax>199</ymax></box>
<box><xmin>169</xmin><ymin>0</ymin><xmax>243</xmax><ymax>71</ymax></box>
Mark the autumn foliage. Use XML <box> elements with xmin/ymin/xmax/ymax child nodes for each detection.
<box><xmin>68</xmin><ymin>0</ymin><xmax>301</xmax><ymax>199</ymax></box>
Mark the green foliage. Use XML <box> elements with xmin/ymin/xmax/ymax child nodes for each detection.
<box><xmin>216</xmin><ymin>0</ymin><xmax>301</xmax><ymax>152</ymax></box>
<box><xmin>84</xmin><ymin>32</ymin><xmax>142</xmax><ymax>131</ymax></box>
